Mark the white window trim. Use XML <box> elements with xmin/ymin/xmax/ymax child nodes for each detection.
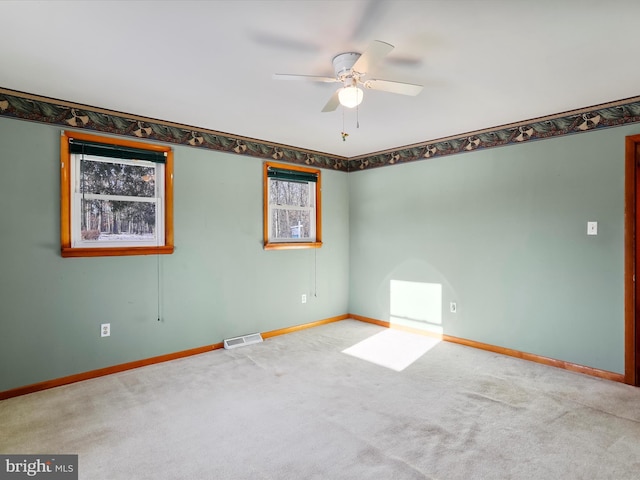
<box><xmin>70</xmin><ymin>154</ymin><xmax>165</xmax><ymax>248</ymax></box>
<box><xmin>268</xmin><ymin>180</ymin><xmax>317</xmax><ymax>243</ymax></box>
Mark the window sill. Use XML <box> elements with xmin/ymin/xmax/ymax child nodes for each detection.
<box><xmin>264</xmin><ymin>241</ymin><xmax>323</xmax><ymax>251</ymax></box>
<box><xmin>61</xmin><ymin>246</ymin><xmax>174</xmax><ymax>258</ymax></box>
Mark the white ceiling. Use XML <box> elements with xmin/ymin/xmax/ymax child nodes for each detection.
<box><xmin>2</xmin><ymin>0</ymin><xmax>640</xmax><ymax>158</ymax></box>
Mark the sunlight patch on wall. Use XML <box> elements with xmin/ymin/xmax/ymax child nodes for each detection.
<box><xmin>343</xmin><ymin>329</ymin><xmax>440</xmax><ymax>372</ymax></box>
<box><xmin>390</xmin><ymin>279</ymin><xmax>443</xmax><ymax>335</ymax></box>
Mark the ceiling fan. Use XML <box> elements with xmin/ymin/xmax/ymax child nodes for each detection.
<box><xmin>273</xmin><ymin>40</ymin><xmax>423</xmax><ymax>112</ymax></box>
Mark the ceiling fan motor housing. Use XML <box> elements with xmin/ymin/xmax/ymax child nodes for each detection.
<box><xmin>332</xmin><ymin>52</ymin><xmax>361</xmax><ymax>80</ymax></box>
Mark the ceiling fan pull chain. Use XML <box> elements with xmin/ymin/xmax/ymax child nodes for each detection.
<box><xmin>341</xmin><ymin>105</ymin><xmax>349</xmax><ymax>141</ymax></box>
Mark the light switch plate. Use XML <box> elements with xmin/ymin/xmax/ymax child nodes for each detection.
<box><xmin>587</xmin><ymin>221</ymin><xmax>598</xmax><ymax>236</ymax></box>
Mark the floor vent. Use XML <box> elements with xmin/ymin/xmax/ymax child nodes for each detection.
<box><xmin>223</xmin><ymin>333</ymin><xmax>263</xmax><ymax>350</ymax></box>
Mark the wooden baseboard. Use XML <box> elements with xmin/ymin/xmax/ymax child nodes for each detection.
<box><xmin>0</xmin><ymin>343</ymin><xmax>224</xmax><ymax>401</ymax></box>
<box><xmin>0</xmin><ymin>314</ymin><xmax>350</xmax><ymax>401</ymax></box>
<box><xmin>1</xmin><ymin>312</ymin><xmax>623</xmax><ymax>400</ymax></box>
<box><xmin>262</xmin><ymin>314</ymin><xmax>349</xmax><ymax>339</ymax></box>
<box><xmin>350</xmin><ymin>314</ymin><xmax>625</xmax><ymax>383</ymax></box>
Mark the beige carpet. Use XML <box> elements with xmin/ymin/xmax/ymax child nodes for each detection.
<box><xmin>1</xmin><ymin>319</ymin><xmax>640</xmax><ymax>479</ymax></box>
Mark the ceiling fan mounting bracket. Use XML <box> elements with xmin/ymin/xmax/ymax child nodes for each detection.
<box><xmin>332</xmin><ymin>52</ymin><xmax>361</xmax><ymax>81</ymax></box>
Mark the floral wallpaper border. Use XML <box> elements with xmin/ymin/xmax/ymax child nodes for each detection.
<box><xmin>347</xmin><ymin>96</ymin><xmax>640</xmax><ymax>171</ymax></box>
<box><xmin>0</xmin><ymin>88</ymin><xmax>349</xmax><ymax>171</ymax></box>
<box><xmin>2</xmin><ymin>87</ymin><xmax>640</xmax><ymax>173</ymax></box>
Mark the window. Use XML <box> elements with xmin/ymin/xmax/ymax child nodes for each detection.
<box><xmin>60</xmin><ymin>131</ymin><xmax>174</xmax><ymax>257</ymax></box>
<box><xmin>263</xmin><ymin>162</ymin><xmax>322</xmax><ymax>250</ymax></box>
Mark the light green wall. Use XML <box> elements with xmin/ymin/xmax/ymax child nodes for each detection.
<box><xmin>0</xmin><ymin>117</ymin><xmax>349</xmax><ymax>391</ymax></box>
<box><xmin>349</xmin><ymin>125</ymin><xmax>640</xmax><ymax>374</ymax></box>
<box><xmin>1</xmin><ymin>112</ymin><xmax>637</xmax><ymax>392</ymax></box>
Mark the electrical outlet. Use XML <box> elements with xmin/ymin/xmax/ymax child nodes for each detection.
<box><xmin>301</xmin><ymin>294</ymin><xmax>307</xmax><ymax>304</ymax></box>
<box><xmin>101</xmin><ymin>323</ymin><xmax>111</xmax><ymax>337</ymax></box>
<box><xmin>450</xmin><ymin>302</ymin><xmax>457</xmax><ymax>313</ymax></box>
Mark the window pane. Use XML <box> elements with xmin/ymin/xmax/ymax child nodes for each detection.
<box><xmin>270</xmin><ymin>209</ymin><xmax>311</xmax><ymax>240</ymax></box>
<box><xmin>79</xmin><ymin>159</ymin><xmax>156</xmax><ymax>197</ymax></box>
<box><xmin>270</xmin><ymin>179</ymin><xmax>310</xmax><ymax>207</ymax></box>
<box><xmin>80</xmin><ymin>198</ymin><xmax>157</xmax><ymax>242</ymax></box>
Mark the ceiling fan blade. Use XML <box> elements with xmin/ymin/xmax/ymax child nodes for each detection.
<box><xmin>273</xmin><ymin>73</ymin><xmax>338</xmax><ymax>83</ymax></box>
<box><xmin>352</xmin><ymin>40</ymin><xmax>394</xmax><ymax>73</ymax></box>
<box><xmin>321</xmin><ymin>90</ymin><xmax>340</xmax><ymax>112</ymax></box>
<box><xmin>250</xmin><ymin>32</ymin><xmax>321</xmax><ymax>53</ymax></box>
<box><xmin>350</xmin><ymin>0</ymin><xmax>386</xmax><ymax>42</ymax></box>
<box><xmin>385</xmin><ymin>55</ymin><xmax>423</xmax><ymax>68</ymax></box>
<box><xmin>364</xmin><ymin>79</ymin><xmax>423</xmax><ymax>96</ymax></box>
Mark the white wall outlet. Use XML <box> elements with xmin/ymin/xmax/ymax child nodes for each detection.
<box><xmin>101</xmin><ymin>323</ymin><xmax>111</xmax><ymax>337</ymax></box>
<box><xmin>587</xmin><ymin>221</ymin><xmax>598</xmax><ymax>235</ymax></box>
<box><xmin>450</xmin><ymin>302</ymin><xmax>457</xmax><ymax>313</ymax></box>
<box><xmin>301</xmin><ymin>294</ymin><xmax>307</xmax><ymax>304</ymax></box>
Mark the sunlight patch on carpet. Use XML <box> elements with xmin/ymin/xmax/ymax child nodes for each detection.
<box><xmin>342</xmin><ymin>329</ymin><xmax>440</xmax><ymax>372</ymax></box>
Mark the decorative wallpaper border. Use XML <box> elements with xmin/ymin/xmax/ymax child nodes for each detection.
<box><xmin>0</xmin><ymin>88</ymin><xmax>349</xmax><ymax>172</ymax></box>
<box><xmin>2</xmin><ymin>87</ymin><xmax>640</xmax><ymax>172</ymax></box>
<box><xmin>348</xmin><ymin>96</ymin><xmax>640</xmax><ymax>171</ymax></box>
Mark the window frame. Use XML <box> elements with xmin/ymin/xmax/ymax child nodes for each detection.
<box><xmin>263</xmin><ymin>161</ymin><xmax>322</xmax><ymax>250</ymax></box>
<box><xmin>60</xmin><ymin>131</ymin><xmax>174</xmax><ymax>258</ymax></box>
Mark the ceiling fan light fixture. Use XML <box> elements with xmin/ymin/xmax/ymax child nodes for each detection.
<box><xmin>338</xmin><ymin>86</ymin><xmax>364</xmax><ymax>108</ymax></box>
